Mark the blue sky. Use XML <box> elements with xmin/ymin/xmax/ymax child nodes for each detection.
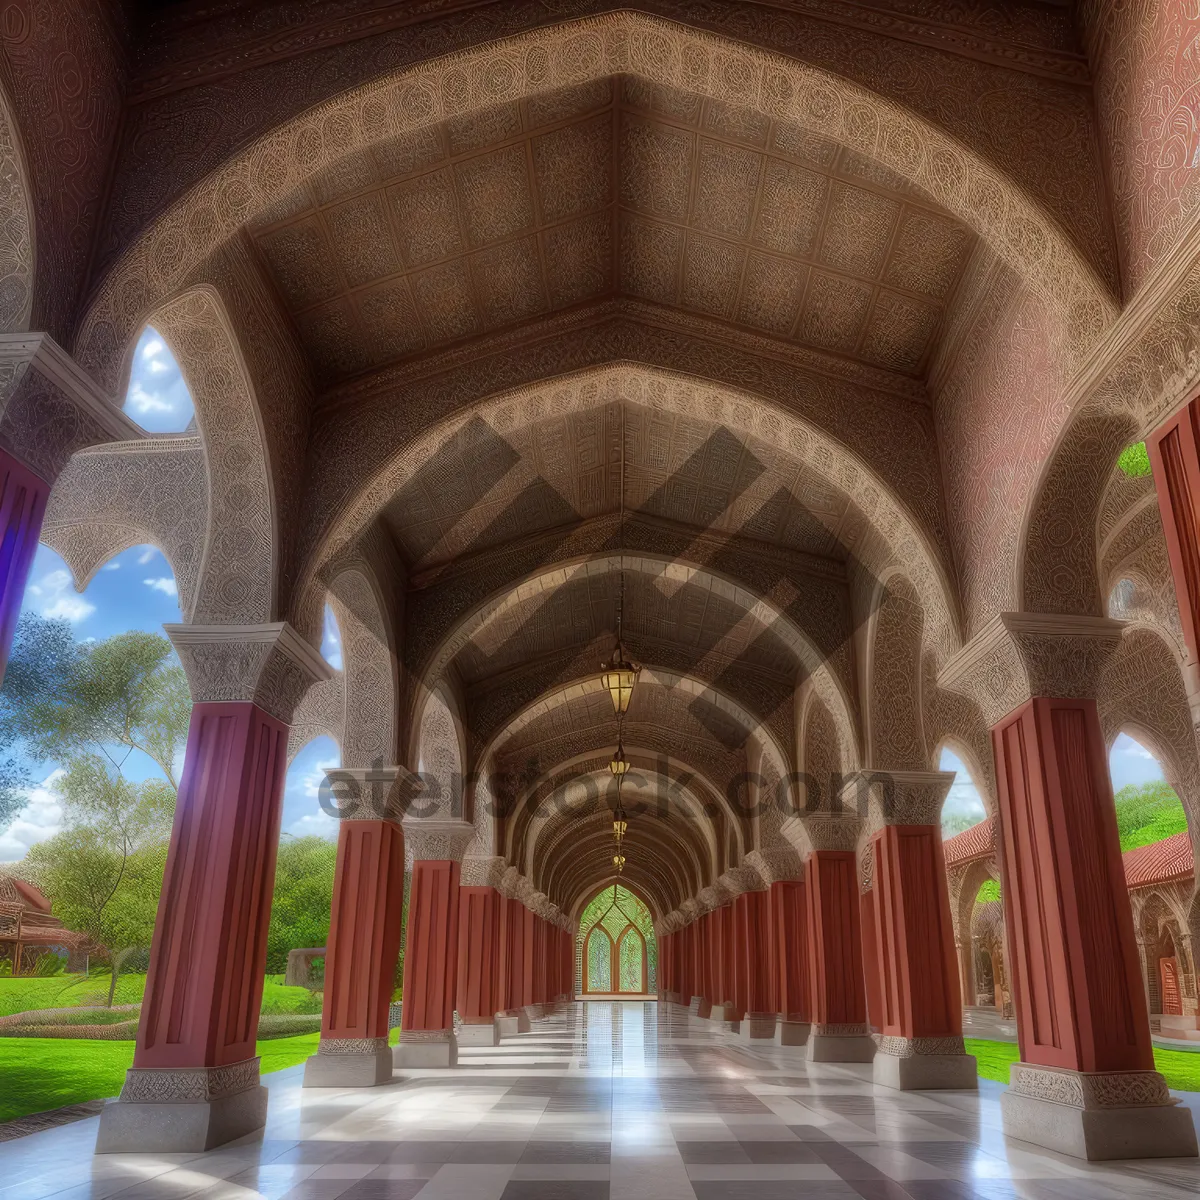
<box><xmin>122</xmin><ymin>326</ymin><xmax>195</xmax><ymax>433</ymax></box>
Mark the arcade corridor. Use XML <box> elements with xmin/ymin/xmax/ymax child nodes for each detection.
<box><xmin>2</xmin><ymin>1002</ymin><xmax>1196</xmax><ymax>1200</ymax></box>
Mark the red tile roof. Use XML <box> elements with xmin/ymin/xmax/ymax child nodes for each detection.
<box><xmin>1123</xmin><ymin>831</ymin><xmax>1194</xmax><ymax>889</ymax></box>
<box><xmin>942</xmin><ymin>816</ymin><xmax>996</xmax><ymax>866</ymax></box>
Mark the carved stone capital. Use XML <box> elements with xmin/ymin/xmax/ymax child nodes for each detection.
<box><xmin>0</xmin><ymin>333</ymin><xmax>140</xmax><ymax>483</ymax></box>
<box><xmin>783</xmin><ymin>811</ymin><xmax>862</xmax><ymax>857</ymax></box>
<box><xmin>325</xmin><ymin>766</ymin><xmax>422</xmax><ymax>823</ymax></box>
<box><xmin>167</xmin><ymin>622</ymin><xmax>334</xmax><ymax>724</ymax></box>
<box><xmin>1008</xmin><ymin>1063</ymin><xmax>1174</xmax><ymax>1110</ymax></box>
<box><xmin>854</xmin><ymin>770</ymin><xmax>955</xmax><ymax>836</ymax></box>
<box><xmin>460</xmin><ymin>855</ymin><xmax>508</xmax><ymax>888</ymax></box>
<box><xmin>938</xmin><ymin>612</ymin><xmax>1123</xmax><ymax>727</ymax></box>
<box><xmin>400</xmin><ymin>816</ymin><xmax>474</xmax><ymax>862</ymax></box>
<box><xmin>743</xmin><ymin>847</ymin><xmax>804</xmax><ymax>885</ymax></box>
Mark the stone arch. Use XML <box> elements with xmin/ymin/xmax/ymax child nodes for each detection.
<box><xmin>0</xmin><ymin>73</ymin><xmax>34</xmax><ymax>334</ymax></box>
<box><xmin>326</xmin><ymin>564</ymin><xmax>397</xmax><ymax>769</ymax></box>
<box><xmin>75</xmin><ymin>13</ymin><xmax>1111</xmax><ymax>398</ymax></box>
<box><xmin>136</xmin><ymin>287</ymin><xmax>277</xmax><ymax>624</ymax></box>
<box><xmin>1097</xmin><ymin>624</ymin><xmax>1200</xmax><ymax>837</ymax></box>
<box><xmin>299</xmin><ymin>364</ymin><xmax>963</xmax><ymax>665</ymax></box>
<box><xmin>413</xmin><ymin>683</ymin><xmax>467</xmax><ymax>817</ymax></box>
<box><xmin>424</xmin><ymin>551</ymin><xmax>857</xmax><ymax>771</ymax></box>
<box><xmin>933</xmin><ymin>735</ymin><xmax>995</xmax><ymax>819</ymax></box>
<box><xmin>864</xmin><ymin>570</ymin><xmax>927</xmax><ymax>770</ymax></box>
<box><xmin>797</xmin><ymin>686</ymin><xmax>847</xmax><ymax>811</ymax></box>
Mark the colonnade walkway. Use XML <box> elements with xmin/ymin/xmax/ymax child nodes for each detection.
<box><xmin>3</xmin><ymin>1002</ymin><xmax>1200</xmax><ymax>1199</ymax></box>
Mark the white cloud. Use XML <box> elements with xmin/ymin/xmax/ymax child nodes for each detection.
<box><xmin>140</xmin><ymin>338</ymin><xmax>165</xmax><ymax>361</ymax></box>
<box><xmin>285</xmin><ymin>810</ymin><xmax>340</xmax><ymax>840</ymax></box>
<box><xmin>0</xmin><ymin>770</ymin><xmax>66</xmax><ymax>861</ymax></box>
<box><xmin>321</xmin><ymin>605</ymin><xmax>343</xmax><ymax>670</ymax></box>
<box><xmin>143</xmin><ymin>577</ymin><xmax>178</xmax><ymax>597</ymax></box>
<box><xmin>125</xmin><ymin>380</ymin><xmax>176</xmax><ymax>416</ymax></box>
<box><xmin>26</xmin><ymin>568</ymin><xmax>94</xmax><ymax>622</ymax></box>
<box><xmin>137</xmin><ymin>548</ymin><xmax>156</xmax><ymax>565</ymax></box>
<box><xmin>101</xmin><ymin>561</ymin><xmax>121</xmax><ymax>572</ymax></box>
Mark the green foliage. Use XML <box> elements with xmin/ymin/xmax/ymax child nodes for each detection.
<box><xmin>1113</xmin><ymin>780</ymin><xmax>1190</xmax><ymax>852</ymax></box>
<box><xmin>1118</xmin><ymin>441</ymin><xmax>1152</xmax><ymax>478</ymax></box>
<box><xmin>966</xmin><ymin>1037</ymin><xmax>1200</xmax><ymax>1093</ymax></box>
<box><xmin>260</xmin><ymin>979</ymin><xmax>323</xmax><ymax>1015</ymax></box>
<box><xmin>941</xmin><ymin>811</ymin><xmax>983</xmax><ymax>838</ymax></box>
<box><xmin>0</xmin><ymin>620</ymin><xmax>190</xmax><ymax>788</ymax></box>
<box><xmin>30</xmin><ymin>954</ymin><xmax>65</xmax><ymax>977</ymax></box>
<box><xmin>265</xmin><ymin>837</ymin><xmax>337</xmax><ymax>974</ymax></box>
<box><xmin>578</xmin><ymin>884</ymin><xmax>657</xmax><ymax>991</ymax></box>
<box><xmin>976</xmin><ymin>880</ymin><xmax>1001</xmax><ymax>904</ymax></box>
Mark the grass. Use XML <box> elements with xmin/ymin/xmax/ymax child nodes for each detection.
<box><xmin>0</xmin><ymin>974</ymin><xmax>320</xmax><ymax>1019</ymax></box>
<box><xmin>967</xmin><ymin>1038</ymin><xmax>1200</xmax><ymax>1092</ymax></box>
<box><xmin>1118</xmin><ymin>441</ymin><xmax>1152</xmax><ymax>477</ymax></box>
<box><xmin>0</xmin><ymin>1032</ymin><xmax>327</xmax><ymax>1124</ymax></box>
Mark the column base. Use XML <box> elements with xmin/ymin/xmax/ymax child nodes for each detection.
<box><xmin>806</xmin><ymin>1024</ymin><xmax>876</xmax><ymax>1063</ymax></box>
<box><xmin>393</xmin><ymin>1029</ymin><xmax>458</xmax><ymax>1068</ymax></box>
<box><xmin>1002</xmin><ymin>1065</ymin><xmax>1198</xmax><ymax>1160</ymax></box>
<box><xmin>457</xmin><ymin>1021</ymin><xmax>500</xmax><ymax>1047</ymax></box>
<box><xmin>737</xmin><ymin>1012</ymin><xmax>777</xmax><ymax>1042</ymax></box>
<box><xmin>873</xmin><ymin>1037</ymin><xmax>977</xmax><ymax>1090</ymax></box>
<box><xmin>303</xmin><ymin>1038</ymin><xmax>393</xmax><ymax>1087</ymax></box>
<box><xmin>688</xmin><ymin>996</ymin><xmax>712</xmax><ymax>1019</ymax></box>
<box><xmin>495</xmin><ymin>1010</ymin><xmax>531</xmax><ymax>1037</ymax></box>
<box><xmin>775</xmin><ymin>1020</ymin><xmax>811</xmax><ymax>1047</ymax></box>
<box><xmin>95</xmin><ymin>1061</ymin><xmax>266</xmax><ymax>1153</ymax></box>
<box><xmin>522</xmin><ymin>1003</ymin><xmax>545</xmax><ymax>1022</ymax></box>
<box><xmin>1159</xmin><ymin>1014</ymin><xmax>1200</xmax><ymax>1041</ymax></box>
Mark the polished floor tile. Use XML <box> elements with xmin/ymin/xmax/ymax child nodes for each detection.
<box><xmin>1</xmin><ymin>1002</ymin><xmax>1200</xmax><ymax>1198</ymax></box>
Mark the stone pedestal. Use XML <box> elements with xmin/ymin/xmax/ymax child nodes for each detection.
<box><xmin>457</xmin><ymin>1021</ymin><xmax>500</xmax><ymax>1046</ymax></box>
<box><xmin>737</xmin><ymin>1012</ymin><xmax>777</xmax><ymax>1042</ymax></box>
<box><xmin>95</xmin><ymin>1062</ymin><xmax>267</xmax><ymax>1154</ymax></box>
<box><xmin>1001</xmin><ymin>1064</ymin><xmax>1198</xmax><ymax>1160</ymax></box>
<box><xmin>688</xmin><ymin>995</ymin><xmax>711</xmax><ymax>1019</ymax></box>
<box><xmin>495</xmin><ymin>1011</ymin><xmax>530</xmax><ymax>1037</ymax></box>
<box><xmin>873</xmin><ymin>1036</ymin><xmax>976</xmax><ymax>1090</ymax></box>
<box><xmin>394</xmin><ymin>1029</ymin><xmax>457</xmax><ymax>1068</ymax></box>
<box><xmin>806</xmin><ymin>1024</ymin><xmax>877</xmax><ymax>1062</ymax></box>
<box><xmin>303</xmin><ymin>1038</ymin><xmax>393</xmax><ymax>1087</ymax></box>
<box><xmin>1159</xmin><ymin>1014</ymin><xmax>1200</xmax><ymax>1040</ymax></box>
<box><xmin>775</xmin><ymin>1020</ymin><xmax>811</xmax><ymax>1047</ymax></box>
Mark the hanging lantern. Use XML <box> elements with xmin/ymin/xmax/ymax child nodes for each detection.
<box><xmin>613</xmin><ymin>816</ymin><xmax>628</xmax><ymax>839</ymax></box>
<box><xmin>609</xmin><ymin>746</ymin><xmax>630</xmax><ymax>777</ymax></box>
<box><xmin>612</xmin><ymin>852</ymin><xmax>626</xmax><ymax>872</ymax></box>
<box><xmin>600</xmin><ymin>647</ymin><xmax>639</xmax><ymax>714</ymax></box>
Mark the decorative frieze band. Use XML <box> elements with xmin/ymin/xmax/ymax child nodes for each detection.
<box><xmin>166</xmin><ymin>622</ymin><xmax>333</xmax><ymax>724</ymax></box>
<box><xmin>782</xmin><ymin>812</ymin><xmax>862</xmax><ymax>857</ymax></box>
<box><xmin>1008</xmin><ymin>1063</ymin><xmax>1174</xmax><ymax>1110</ymax></box>
<box><xmin>812</xmin><ymin>1022</ymin><xmax>871</xmax><ymax>1037</ymax></box>
<box><xmin>937</xmin><ymin>612</ymin><xmax>1123</xmax><ymax>727</ymax></box>
<box><xmin>397</xmin><ymin>1027</ymin><xmax>453</xmax><ymax>1043</ymax></box>
<box><xmin>317</xmin><ymin>1037</ymin><xmax>389</xmax><ymax>1056</ymax></box>
<box><xmin>460</xmin><ymin>855</ymin><xmax>507</xmax><ymax>888</ymax></box>
<box><xmin>743</xmin><ymin>847</ymin><xmax>804</xmax><ymax>885</ymax></box>
<box><xmin>876</xmin><ymin>1035</ymin><xmax>967</xmax><ymax>1059</ymax></box>
<box><xmin>118</xmin><ymin>1058</ymin><xmax>260</xmax><ymax>1103</ymax></box>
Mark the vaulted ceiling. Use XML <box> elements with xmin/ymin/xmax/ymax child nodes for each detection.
<box><xmin>249</xmin><ymin>76</ymin><xmax>978</xmax><ymax>388</ymax></box>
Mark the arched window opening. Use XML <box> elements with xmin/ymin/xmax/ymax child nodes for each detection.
<box><xmin>320</xmin><ymin>603</ymin><xmax>342</xmax><ymax>670</ymax></box>
<box><xmin>122</xmin><ymin>326</ymin><xmax>196</xmax><ymax>435</ymax></box>
<box><xmin>577</xmin><ymin>883</ymin><xmax>656</xmax><ymax>996</ymax></box>
<box><xmin>939</xmin><ymin>745</ymin><xmax>986</xmax><ymax>838</ymax></box>
<box><xmin>1108</xmin><ymin>733</ymin><xmax>1188</xmax><ymax>851</ymax></box>
<box><xmin>1107</xmin><ymin>577</ymin><xmax>1137</xmax><ymax>620</ymax></box>
<box><xmin>1117</xmin><ymin>442</ymin><xmax>1151</xmax><ymax>478</ymax></box>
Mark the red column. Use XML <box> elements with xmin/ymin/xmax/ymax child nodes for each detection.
<box><xmin>456</xmin><ymin>884</ymin><xmax>500</xmax><ymax>1046</ymax></box>
<box><xmin>659</xmin><ymin>931</ymin><xmax>672</xmax><ymax>999</ymax></box>
<box><xmin>0</xmin><ymin>449</ymin><xmax>48</xmax><ymax>685</ymax></box>
<box><xmin>861</xmin><ymin>888</ymin><xmax>883</xmax><ymax>1034</ymax></box>
<box><xmin>871</xmin><ymin>816</ymin><xmax>975</xmax><ymax>1089</ymax></box>
<box><xmin>97</xmin><ymin>700</ymin><xmax>288</xmax><ymax>1151</ymax></box>
<box><xmin>495</xmin><ymin>894</ymin><xmax>529</xmax><ymax>1035</ymax></box>
<box><xmin>532</xmin><ymin>914</ymin><xmax>547</xmax><ymax>1009</ymax></box>
<box><xmin>805</xmin><ymin>849</ymin><xmax>875</xmax><ymax>1061</ymax></box>
<box><xmin>305</xmin><ymin>816</ymin><xmax>405</xmax><ymax>1085</ymax></box>
<box><xmin>771</xmin><ymin>880</ymin><xmax>809</xmax><ymax>1044</ymax></box>
<box><xmin>719</xmin><ymin>903</ymin><xmax>742</xmax><ymax>1020</ymax></box>
<box><xmin>397</xmin><ymin>821</ymin><xmax>472</xmax><ymax>1067</ymax></box>
<box><xmin>992</xmin><ymin>694</ymin><xmax>1198</xmax><ymax>1156</ymax></box>
<box><xmin>519</xmin><ymin>905</ymin><xmax>536</xmax><ymax>1012</ymax></box>
<box><xmin>736</xmin><ymin>890</ymin><xmax>775</xmax><ymax>1039</ymax></box>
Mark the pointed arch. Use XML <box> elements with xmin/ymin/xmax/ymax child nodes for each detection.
<box><xmin>0</xmin><ymin>74</ymin><xmax>34</xmax><ymax>334</ymax></box>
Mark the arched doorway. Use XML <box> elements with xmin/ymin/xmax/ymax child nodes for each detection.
<box><xmin>577</xmin><ymin>884</ymin><xmax>655</xmax><ymax>997</ymax></box>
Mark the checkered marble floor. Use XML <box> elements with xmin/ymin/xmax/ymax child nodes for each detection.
<box><xmin>2</xmin><ymin>1001</ymin><xmax>1200</xmax><ymax>1199</ymax></box>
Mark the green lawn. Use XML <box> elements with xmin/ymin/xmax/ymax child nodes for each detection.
<box><xmin>0</xmin><ymin>1032</ymin><xmax>325</xmax><ymax>1124</ymax></box>
<box><xmin>967</xmin><ymin>1038</ymin><xmax>1200</xmax><ymax>1091</ymax></box>
<box><xmin>0</xmin><ymin>974</ymin><xmax>319</xmax><ymax>1019</ymax></box>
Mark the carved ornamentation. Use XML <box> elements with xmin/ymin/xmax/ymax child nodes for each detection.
<box><xmin>401</xmin><ymin>816</ymin><xmax>475</xmax><ymax>862</ymax></box>
<box><xmin>118</xmin><ymin>1058</ymin><xmax>260</xmax><ymax>1103</ymax></box>
<box><xmin>1008</xmin><ymin>1063</ymin><xmax>1174</xmax><ymax>1110</ymax></box>
<box><xmin>876</xmin><ymin>1035</ymin><xmax>966</xmax><ymax>1058</ymax></box>
<box><xmin>317</xmin><ymin>1037</ymin><xmax>388</xmax><ymax>1055</ymax></box>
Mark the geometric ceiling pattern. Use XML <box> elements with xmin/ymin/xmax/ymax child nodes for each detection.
<box><xmin>251</xmin><ymin>76</ymin><xmax>977</xmax><ymax>386</ymax></box>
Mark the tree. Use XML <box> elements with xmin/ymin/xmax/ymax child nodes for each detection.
<box><xmin>24</xmin><ymin>757</ymin><xmax>174</xmax><ymax>1004</ymax></box>
<box><xmin>0</xmin><ymin>615</ymin><xmax>190</xmax><ymax>790</ymax></box>
<box><xmin>265</xmin><ymin>836</ymin><xmax>338</xmax><ymax>975</ymax></box>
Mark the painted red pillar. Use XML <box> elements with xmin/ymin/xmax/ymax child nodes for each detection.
<box><xmin>0</xmin><ymin>449</ymin><xmax>48</xmax><ymax>685</ymax></box>
<box><xmin>305</xmin><ymin>800</ymin><xmax>406</xmax><ymax>1086</ymax></box>
<box><xmin>456</xmin><ymin>880</ymin><xmax>501</xmax><ymax>1046</ymax></box>
<box><xmin>660</xmin><ymin>930</ymin><xmax>673</xmax><ymax>999</ymax></box>
<box><xmin>866</xmin><ymin>772</ymin><xmax>976</xmax><ymax>1089</ymax></box>
<box><xmin>861</xmin><ymin>887</ymin><xmax>883</xmax><ymax>1034</ymax></box>
<box><xmin>771</xmin><ymin>880</ymin><xmax>810</xmax><ymax>1045</ymax></box>
<box><xmin>735</xmin><ymin>890</ymin><xmax>776</xmax><ymax>1040</ymax></box>
<box><xmin>531</xmin><ymin>913</ymin><xmax>547</xmax><ymax>1009</ymax></box>
<box><xmin>496</xmin><ymin>893</ymin><xmax>529</xmax><ymax>1035</ymax></box>
<box><xmin>992</xmin><ymin>694</ymin><xmax>1195</xmax><ymax>1156</ymax></box>
<box><xmin>719</xmin><ymin>902</ymin><xmax>742</xmax><ymax>1020</ymax></box>
<box><xmin>804</xmin><ymin>829</ymin><xmax>876</xmax><ymax>1062</ymax></box>
<box><xmin>396</xmin><ymin>818</ymin><xmax>473</xmax><ymax>1067</ymax></box>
